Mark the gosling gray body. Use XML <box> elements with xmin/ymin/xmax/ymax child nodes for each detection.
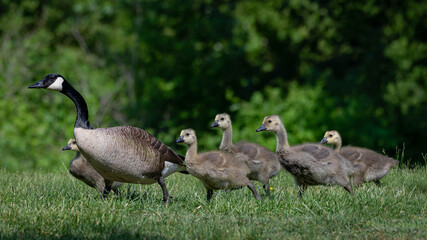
<box><xmin>176</xmin><ymin>129</ymin><xmax>261</xmax><ymax>202</ymax></box>
<box><xmin>257</xmin><ymin>115</ymin><xmax>354</xmax><ymax>197</ymax></box>
<box><xmin>321</xmin><ymin>130</ymin><xmax>398</xmax><ymax>186</ymax></box>
<box><xmin>29</xmin><ymin>74</ymin><xmax>186</xmax><ymax>202</ymax></box>
<box><xmin>211</xmin><ymin>113</ymin><xmax>281</xmax><ymax>195</ymax></box>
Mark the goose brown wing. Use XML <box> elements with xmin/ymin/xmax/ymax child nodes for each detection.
<box><xmin>112</xmin><ymin>126</ymin><xmax>184</xmax><ymax>165</ymax></box>
<box><xmin>139</xmin><ymin>128</ymin><xmax>185</xmax><ymax>165</ymax></box>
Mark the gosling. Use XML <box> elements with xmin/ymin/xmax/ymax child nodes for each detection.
<box><xmin>321</xmin><ymin>130</ymin><xmax>398</xmax><ymax>186</ymax></box>
<box><xmin>257</xmin><ymin>115</ymin><xmax>354</xmax><ymax>197</ymax></box>
<box><xmin>210</xmin><ymin>113</ymin><xmax>281</xmax><ymax>195</ymax></box>
<box><xmin>176</xmin><ymin>129</ymin><xmax>261</xmax><ymax>202</ymax></box>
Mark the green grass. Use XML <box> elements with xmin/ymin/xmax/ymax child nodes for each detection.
<box><xmin>0</xmin><ymin>166</ymin><xmax>426</xmax><ymax>239</ymax></box>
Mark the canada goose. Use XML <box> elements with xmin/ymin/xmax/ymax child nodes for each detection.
<box><xmin>63</xmin><ymin>138</ymin><xmax>123</xmax><ymax>193</ymax></box>
<box><xmin>176</xmin><ymin>129</ymin><xmax>261</xmax><ymax>202</ymax></box>
<box><xmin>29</xmin><ymin>74</ymin><xmax>186</xmax><ymax>202</ymax></box>
<box><xmin>256</xmin><ymin>115</ymin><xmax>354</xmax><ymax>197</ymax></box>
<box><xmin>321</xmin><ymin>130</ymin><xmax>398</xmax><ymax>186</ymax></box>
<box><xmin>210</xmin><ymin>113</ymin><xmax>281</xmax><ymax>195</ymax></box>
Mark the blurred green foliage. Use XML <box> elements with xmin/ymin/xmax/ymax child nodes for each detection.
<box><xmin>0</xmin><ymin>0</ymin><xmax>426</xmax><ymax>171</ymax></box>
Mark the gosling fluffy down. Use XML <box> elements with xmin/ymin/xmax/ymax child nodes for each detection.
<box><xmin>176</xmin><ymin>129</ymin><xmax>261</xmax><ymax>202</ymax></box>
<box><xmin>210</xmin><ymin>113</ymin><xmax>281</xmax><ymax>195</ymax></box>
<box><xmin>257</xmin><ymin>115</ymin><xmax>354</xmax><ymax>197</ymax></box>
<box><xmin>321</xmin><ymin>130</ymin><xmax>398</xmax><ymax>186</ymax></box>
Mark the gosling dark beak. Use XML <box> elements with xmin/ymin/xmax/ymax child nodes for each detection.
<box><xmin>28</xmin><ymin>79</ymin><xmax>46</xmax><ymax>89</ymax></box>
<box><xmin>256</xmin><ymin>124</ymin><xmax>267</xmax><ymax>132</ymax></box>
<box><xmin>320</xmin><ymin>137</ymin><xmax>328</xmax><ymax>144</ymax></box>
<box><xmin>62</xmin><ymin>144</ymin><xmax>71</xmax><ymax>151</ymax></box>
<box><xmin>210</xmin><ymin>120</ymin><xmax>219</xmax><ymax>128</ymax></box>
<box><xmin>176</xmin><ymin>136</ymin><xmax>184</xmax><ymax>143</ymax></box>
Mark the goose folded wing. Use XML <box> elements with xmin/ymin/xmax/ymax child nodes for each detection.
<box><xmin>117</xmin><ymin>126</ymin><xmax>184</xmax><ymax>165</ymax></box>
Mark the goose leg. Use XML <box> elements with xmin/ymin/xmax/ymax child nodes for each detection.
<box><xmin>374</xmin><ymin>180</ymin><xmax>381</xmax><ymax>187</ymax></box>
<box><xmin>247</xmin><ymin>181</ymin><xmax>262</xmax><ymax>200</ymax></box>
<box><xmin>157</xmin><ymin>176</ymin><xmax>171</xmax><ymax>203</ymax></box>
<box><xmin>263</xmin><ymin>179</ymin><xmax>271</xmax><ymax>196</ymax></box>
<box><xmin>206</xmin><ymin>189</ymin><xmax>214</xmax><ymax>202</ymax></box>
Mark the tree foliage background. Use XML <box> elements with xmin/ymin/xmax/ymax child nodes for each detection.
<box><xmin>0</xmin><ymin>0</ymin><xmax>426</xmax><ymax>171</ymax></box>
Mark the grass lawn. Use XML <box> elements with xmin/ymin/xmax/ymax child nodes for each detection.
<box><xmin>0</xmin><ymin>166</ymin><xmax>426</xmax><ymax>239</ymax></box>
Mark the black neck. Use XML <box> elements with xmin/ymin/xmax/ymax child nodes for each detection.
<box><xmin>61</xmin><ymin>81</ymin><xmax>92</xmax><ymax>129</ymax></box>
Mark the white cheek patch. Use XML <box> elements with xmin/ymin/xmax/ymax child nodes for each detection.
<box><xmin>47</xmin><ymin>77</ymin><xmax>64</xmax><ymax>91</ymax></box>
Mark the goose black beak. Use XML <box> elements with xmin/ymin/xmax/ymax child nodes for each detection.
<box><xmin>256</xmin><ymin>124</ymin><xmax>267</xmax><ymax>132</ymax></box>
<box><xmin>62</xmin><ymin>144</ymin><xmax>71</xmax><ymax>151</ymax></box>
<box><xmin>320</xmin><ymin>137</ymin><xmax>328</xmax><ymax>144</ymax></box>
<box><xmin>176</xmin><ymin>136</ymin><xmax>184</xmax><ymax>143</ymax></box>
<box><xmin>28</xmin><ymin>79</ymin><xmax>46</xmax><ymax>89</ymax></box>
<box><xmin>210</xmin><ymin>120</ymin><xmax>219</xmax><ymax>128</ymax></box>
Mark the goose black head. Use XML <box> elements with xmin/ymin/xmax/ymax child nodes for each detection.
<box><xmin>29</xmin><ymin>73</ymin><xmax>66</xmax><ymax>92</ymax></box>
<box><xmin>257</xmin><ymin>115</ymin><xmax>283</xmax><ymax>132</ymax></box>
<box><xmin>210</xmin><ymin>113</ymin><xmax>231</xmax><ymax>129</ymax></box>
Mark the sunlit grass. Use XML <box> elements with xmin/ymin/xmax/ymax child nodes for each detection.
<box><xmin>0</xmin><ymin>166</ymin><xmax>426</xmax><ymax>239</ymax></box>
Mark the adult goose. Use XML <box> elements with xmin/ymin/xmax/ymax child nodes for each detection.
<box><xmin>210</xmin><ymin>113</ymin><xmax>281</xmax><ymax>195</ymax></box>
<box><xmin>321</xmin><ymin>130</ymin><xmax>398</xmax><ymax>186</ymax></box>
<box><xmin>256</xmin><ymin>115</ymin><xmax>354</xmax><ymax>197</ymax></box>
<box><xmin>63</xmin><ymin>138</ymin><xmax>123</xmax><ymax>194</ymax></box>
<box><xmin>29</xmin><ymin>74</ymin><xmax>186</xmax><ymax>202</ymax></box>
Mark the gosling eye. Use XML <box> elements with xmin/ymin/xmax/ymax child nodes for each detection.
<box><xmin>73</xmin><ymin>141</ymin><xmax>76</xmax><ymax>144</ymax></box>
<box><xmin>268</xmin><ymin>120</ymin><xmax>272</xmax><ymax>123</ymax></box>
<box><xmin>220</xmin><ymin>117</ymin><xmax>224</xmax><ymax>121</ymax></box>
<box><xmin>329</xmin><ymin>134</ymin><xmax>333</xmax><ymax>137</ymax></box>
<box><xmin>186</xmin><ymin>133</ymin><xmax>190</xmax><ymax>136</ymax></box>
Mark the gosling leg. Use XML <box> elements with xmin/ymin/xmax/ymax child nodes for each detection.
<box><xmin>112</xmin><ymin>188</ymin><xmax>121</xmax><ymax>197</ymax></box>
<box><xmin>206</xmin><ymin>189</ymin><xmax>214</xmax><ymax>202</ymax></box>
<box><xmin>247</xmin><ymin>181</ymin><xmax>262</xmax><ymax>200</ymax></box>
<box><xmin>374</xmin><ymin>180</ymin><xmax>382</xmax><ymax>187</ymax></box>
<box><xmin>102</xmin><ymin>180</ymin><xmax>113</xmax><ymax>199</ymax></box>
<box><xmin>298</xmin><ymin>185</ymin><xmax>307</xmax><ymax>198</ymax></box>
<box><xmin>344</xmin><ymin>184</ymin><xmax>354</xmax><ymax>195</ymax></box>
<box><xmin>263</xmin><ymin>179</ymin><xmax>271</xmax><ymax>196</ymax></box>
<box><xmin>157</xmin><ymin>176</ymin><xmax>171</xmax><ymax>203</ymax></box>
